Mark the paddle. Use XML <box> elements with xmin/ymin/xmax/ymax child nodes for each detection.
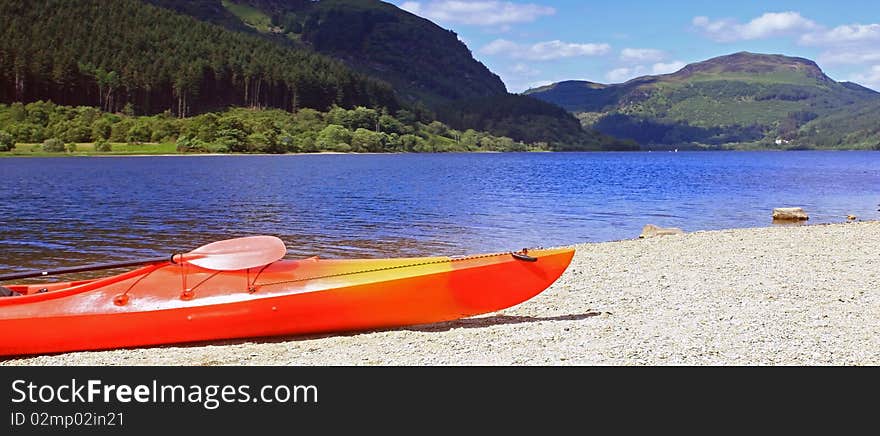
<box><xmin>0</xmin><ymin>236</ymin><xmax>288</xmax><ymax>282</ymax></box>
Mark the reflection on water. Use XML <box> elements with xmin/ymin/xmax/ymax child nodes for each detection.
<box><xmin>1</xmin><ymin>152</ymin><xmax>878</xmax><ymax>277</ymax></box>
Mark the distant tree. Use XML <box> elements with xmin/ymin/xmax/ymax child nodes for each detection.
<box><xmin>215</xmin><ymin>128</ymin><xmax>248</xmax><ymax>152</ymax></box>
<box><xmin>187</xmin><ymin>113</ymin><xmax>220</xmax><ymax>142</ymax></box>
<box><xmin>351</xmin><ymin>128</ymin><xmax>384</xmax><ymax>152</ymax></box>
<box><xmin>277</xmin><ymin>134</ymin><xmax>298</xmax><ymax>153</ymax></box>
<box><xmin>53</xmin><ymin>119</ymin><xmax>92</xmax><ymax>143</ymax></box>
<box><xmin>315</xmin><ymin>124</ymin><xmax>351</xmax><ymax>151</ymax></box>
<box><xmin>175</xmin><ymin>135</ymin><xmax>208</xmax><ymax>152</ymax></box>
<box><xmin>25</xmin><ymin>101</ymin><xmax>54</xmax><ymax>126</ymax></box>
<box><xmin>8</xmin><ymin>103</ymin><xmax>26</xmax><ymax>122</ymax></box>
<box><xmin>348</xmin><ymin>107</ymin><xmax>379</xmax><ymax>131</ymax></box>
<box><xmin>150</xmin><ymin>120</ymin><xmax>179</xmax><ymax>142</ymax></box>
<box><xmin>247</xmin><ymin>132</ymin><xmax>275</xmax><ymax>153</ymax></box>
<box><xmin>293</xmin><ymin>108</ymin><xmax>326</xmax><ymax>132</ymax></box>
<box><xmin>395</xmin><ymin>109</ymin><xmax>417</xmax><ymax>125</ymax></box>
<box><xmin>425</xmin><ymin>121</ymin><xmax>450</xmax><ymax>137</ymax></box>
<box><xmin>8</xmin><ymin>123</ymin><xmax>45</xmax><ymax>143</ymax></box>
<box><xmin>396</xmin><ymin>134</ymin><xmax>426</xmax><ymax>152</ymax></box>
<box><xmin>0</xmin><ymin>131</ymin><xmax>15</xmax><ymax>151</ymax></box>
<box><xmin>41</xmin><ymin>138</ymin><xmax>65</xmax><ymax>152</ymax></box>
<box><xmin>290</xmin><ymin>131</ymin><xmax>316</xmax><ymax>152</ymax></box>
<box><xmin>378</xmin><ymin>114</ymin><xmax>404</xmax><ymax>135</ymax></box>
<box><xmin>325</xmin><ymin>106</ymin><xmax>349</xmax><ymax>127</ymax></box>
<box><xmin>126</xmin><ymin>120</ymin><xmax>152</xmax><ymax>143</ymax></box>
<box><xmin>110</xmin><ymin>119</ymin><xmax>134</xmax><ymax>142</ymax></box>
<box><xmin>91</xmin><ymin>118</ymin><xmax>113</xmax><ymax>140</ymax></box>
<box><xmin>94</xmin><ymin>138</ymin><xmax>112</xmax><ymax>152</ymax></box>
<box><xmin>460</xmin><ymin>129</ymin><xmax>481</xmax><ymax>149</ymax></box>
<box><xmin>122</xmin><ymin>103</ymin><xmax>136</xmax><ymax>117</ymax></box>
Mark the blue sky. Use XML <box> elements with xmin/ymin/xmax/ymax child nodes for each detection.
<box><xmin>389</xmin><ymin>0</ymin><xmax>880</xmax><ymax>92</ymax></box>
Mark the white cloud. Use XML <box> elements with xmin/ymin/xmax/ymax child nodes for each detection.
<box><xmin>693</xmin><ymin>12</ymin><xmax>818</xmax><ymax>42</ymax></box>
<box><xmin>849</xmin><ymin>65</ymin><xmax>880</xmax><ymax>91</ymax></box>
<box><xmin>652</xmin><ymin>61</ymin><xmax>687</xmax><ymax>75</ymax></box>
<box><xmin>606</xmin><ymin>66</ymin><xmax>646</xmax><ymax>82</ymax></box>
<box><xmin>799</xmin><ymin>23</ymin><xmax>880</xmax><ymax>66</ymax></box>
<box><xmin>800</xmin><ymin>23</ymin><xmax>880</xmax><ymax>45</ymax></box>
<box><xmin>481</xmin><ymin>39</ymin><xmax>610</xmax><ymax>60</ymax></box>
<box><xmin>400</xmin><ymin>1</ymin><xmax>555</xmax><ymax>26</ymax></box>
<box><xmin>481</xmin><ymin>39</ymin><xmax>519</xmax><ymax>54</ymax></box>
<box><xmin>511</xmin><ymin>63</ymin><xmax>541</xmax><ymax>77</ymax></box>
<box><xmin>401</xmin><ymin>1</ymin><xmax>422</xmax><ymax>14</ymax></box>
<box><xmin>620</xmin><ymin>48</ymin><xmax>667</xmax><ymax>63</ymax></box>
<box><xmin>818</xmin><ymin>50</ymin><xmax>880</xmax><ymax>65</ymax></box>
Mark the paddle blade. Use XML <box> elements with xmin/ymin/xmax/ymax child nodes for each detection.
<box><xmin>183</xmin><ymin>236</ymin><xmax>287</xmax><ymax>271</ymax></box>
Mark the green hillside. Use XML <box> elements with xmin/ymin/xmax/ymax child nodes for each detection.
<box><xmin>795</xmin><ymin>100</ymin><xmax>880</xmax><ymax>149</ymax></box>
<box><xmin>525</xmin><ymin>52</ymin><xmax>880</xmax><ymax>148</ymax></box>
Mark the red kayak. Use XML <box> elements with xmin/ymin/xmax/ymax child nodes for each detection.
<box><xmin>0</xmin><ymin>237</ymin><xmax>574</xmax><ymax>356</ymax></box>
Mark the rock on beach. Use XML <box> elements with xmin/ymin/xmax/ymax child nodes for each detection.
<box><xmin>773</xmin><ymin>207</ymin><xmax>809</xmax><ymax>221</ymax></box>
<box><xmin>639</xmin><ymin>224</ymin><xmax>685</xmax><ymax>238</ymax></box>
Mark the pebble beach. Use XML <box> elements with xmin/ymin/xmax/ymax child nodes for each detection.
<box><xmin>4</xmin><ymin>221</ymin><xmax>878</xmax><ymax>366</ymax></box>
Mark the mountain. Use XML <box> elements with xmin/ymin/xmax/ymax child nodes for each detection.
<box><xmin>0</xmin><ymin>0</ymin><xmax>626</xmax><ymax>150</ymax></box>
<box><xmin>146</xmin><ymin>0</ymin><xmax>508</xmax><ymax>105</ymax></box>
<box><xmin>525</xmin><ymin>52</ymin><xmax>880</xmax><ymax>149</ymax></box>
<box><xmin>144</xmin><ymin>0</ymin><xmax>621</xmax><ymax>148</ymax></box>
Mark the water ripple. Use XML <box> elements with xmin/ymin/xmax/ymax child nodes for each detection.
<box><xmin>1</xmin><ymin>152</ymin><xmax>879</xmax><ymax>273</ymax></box>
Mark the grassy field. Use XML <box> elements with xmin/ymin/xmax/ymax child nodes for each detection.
<box><xmin>221</xmin><ymin>0</ymin><xmax>273</xmax><ymax>32</ymax></box>
<box><xmin>0</xmin><ymin>142</ymin><xmax>178</xmax><ymax>157</ymax></box>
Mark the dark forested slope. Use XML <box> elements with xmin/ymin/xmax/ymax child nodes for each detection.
<box><xmin>146</xmin><ymin>0</ymin><xmax>508</xmax><ymax>105</ymax></box>
<box><xmin>0</xmin><ymin>0</ymin><xmax>398</xmax><ymax>116</ymax></box>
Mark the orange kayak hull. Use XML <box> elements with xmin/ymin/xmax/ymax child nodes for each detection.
<box><xmin>0</xmin><ymin>248</ymin><xmax>574</xmax><ymax>356</ymax></box>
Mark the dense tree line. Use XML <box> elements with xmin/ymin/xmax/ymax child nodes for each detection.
<box><xmin>0</xmin><ymin>0</ymin><xmax>398</xmax><ymax>117</ymax></box>
<box><xmin>0</xmin><ymin>102</ymin><xmax>555</xmax><ymax>153</ymax></box>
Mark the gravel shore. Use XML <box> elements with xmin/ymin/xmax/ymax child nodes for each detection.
<box><xmin>5</xmin><ymin>221</ymin><xmax>878</xmax><ymax>366</ymax></box>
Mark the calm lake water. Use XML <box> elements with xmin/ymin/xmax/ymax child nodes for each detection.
<box><xmin>1</xmin><ymin>152</ymin><xmax>878</xmax><ymax>273</ymax></box>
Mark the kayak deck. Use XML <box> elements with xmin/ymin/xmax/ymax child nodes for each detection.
<box><xmin>0</xmin><ymin>248</ymin><xmax>575</xmax><ymax>356</ymax></box>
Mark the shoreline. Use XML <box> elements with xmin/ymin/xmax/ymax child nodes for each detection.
<box><xmin>0</xmin><ymin>150</ymin><xmax>505</xmax><ymax>158</ymax></box>
<box><xmin>3</xmin><ymin>149</ymin><xmax>879</xmax><ymax>159</ymax></box>
<box><xmin>3</xmin><ymin>221</ymin><xmax>878</xmax><ymax>366</ymax></box>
